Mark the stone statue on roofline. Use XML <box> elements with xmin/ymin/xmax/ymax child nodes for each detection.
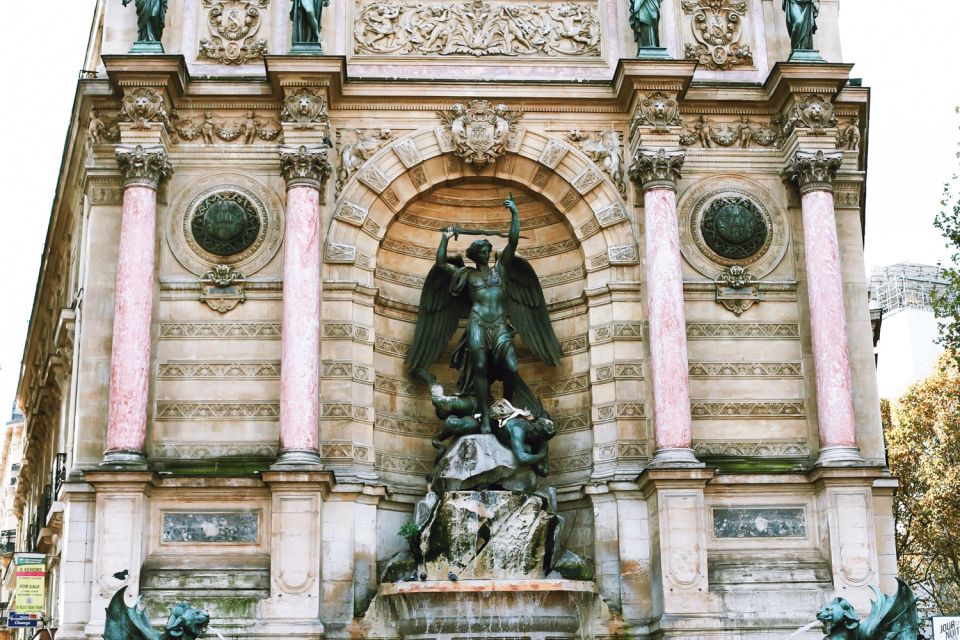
<box><xmin>783</xmin><ymin>0</ymin><xmax>819</xmax><ymax>51</ymax></box>
<box><xmin>629</xmin><ymin>0</ymin><xmax>662</xmax><ymax>51</ymax></box>
<box><xmin>291</xmin><ymin>0</ymin><xmax>331</xmax><ymax>53</ymax></box>
<box><xmin>122</xmin><ymin>0</ymin><xmax>167</xmax><ymax>52</ymax></box>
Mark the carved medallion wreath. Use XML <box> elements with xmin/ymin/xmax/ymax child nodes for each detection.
<box><xmin>677</xmin><ymin>176</ymin><xmax>788</xmax><ymax>279</ymax></box>
<box><xmin>166</xmin><ymin>172</ymin><xmax>284</xmax><ymax>276</ymax></box>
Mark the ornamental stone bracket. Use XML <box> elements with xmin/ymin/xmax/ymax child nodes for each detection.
<box><xmin>628</xmin><ymin>147</ymin><xmax>685</xmax><ymax>191</ymax></box>
<box><xmin>114</xmin><ymin>144</ymin><xmax>173</xmax><ymax>189</ymax></box>
<box><xmin>280</xmin><ymin>145</ymin><xmax>333</xmax><ymax>191</ymax></box>
<box><xmin>714</xmin><ymin>266</ymin><xmax>759</xmax><ymax>316</ymax></box>
<box><xmin>781</xmin><ymin>150</ymin><xmax>842</xmax><ymax>194</ymax></box>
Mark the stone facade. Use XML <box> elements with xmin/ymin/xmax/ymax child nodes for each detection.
<box><xmin>11</xmin><ymin>0</ymin><xmax>894</xmax><ymax>638</ymax></box>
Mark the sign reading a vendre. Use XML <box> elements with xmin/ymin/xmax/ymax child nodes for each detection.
<box><xmin>7</xmin><ymin>553</ymin><xmax>46</xmax><ymax>628</ymax></box>
<box><xmin>934</xmin><ymin>617</ymin><xmax>960</xmax><ymax>640</ymax></box>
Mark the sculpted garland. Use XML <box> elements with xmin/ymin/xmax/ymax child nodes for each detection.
<box><xmin>354</xmin><ymin>0</ymin><xmax>601</xmax><ymax>57</ymax></box>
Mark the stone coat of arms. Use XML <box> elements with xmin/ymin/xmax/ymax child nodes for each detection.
<box><xmin>438</xmin><ymin>100</ymin><xmax>522</xmax><ymax>164</ymax></box>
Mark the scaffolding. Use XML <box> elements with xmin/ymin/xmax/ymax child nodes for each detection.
<box><xmin>870</xmin><ymin>263</ymin><xmax>948</xmax><ymax>316</ymax></box>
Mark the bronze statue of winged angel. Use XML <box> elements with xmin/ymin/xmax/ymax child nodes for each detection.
<box><xmin>405</xmin><ymin>194</ymin><xmax>562</xmax><ymax>434</ymax></box>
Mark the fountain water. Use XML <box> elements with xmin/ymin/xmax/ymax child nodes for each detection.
<box><xmin>206</xmin><ymin>625</ymin><xmax>228</xmax><ymax>640</ymax></box>
<box><xmin>785</xmin><ymin>620</ymin><xmax>821</xmax><ymax>640</ymax></box>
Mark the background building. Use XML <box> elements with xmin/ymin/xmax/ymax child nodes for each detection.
<box><xmin>870</xmin><ymin>262</ymin><xmax>948</xmax><ymax>399</ymax></box>
<box><xmin>13</xmin><ymin>0</ymin><xmax>892</xmax><ymax>638</ymax></box>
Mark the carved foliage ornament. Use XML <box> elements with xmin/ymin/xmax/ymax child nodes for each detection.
<box><xmin>336</xmin><ymin>128</ymin><xmax>394</xmax><ymax>193</ymax></box>
<box><xmin>353</xmin><ymin>0</ymin><xmax>601</xmax><ymax>57</ymax></box>
<box><xmin>629</xmin><ymin>147</ymin><xmax>685</xmax><ymax>190</ymax></box>
<box><xmin>280</xmin><ymin>88</ymin><xmax>329</xmax><ymax>130</ymax></box>
<box><xmin>438</xmin><ymin>100</ymin><xmax>522</xmax><ymax>164</ymax></box>
<box><xmin>631</xmin><ymin>92</ymin><xmax>681</xmax><ymax>135</ymax></box>
<box><xmin>681</xmin><ymin>0</ymin><xmax>752</xmax><ymax>70</ymax></box>
<box><xmin>280</xmin><ymin>145</ymin><xmax>333</xmax><ymax>186</ymax></box>
<box><xmin>199</xmin><ymin>0</ymin><xmax>270</xmax><ymax>64</ymax></box>
<box><xmin>119</xmin><ymin>88</ymin><xmax>168</xmax><ymax>129</ymax></box>
<box><xmin>115</xmin><ymin>144</ymin><xmax>173</xmax><ymax>188</ymax></box>
<box><xmin>782</xmin><ymin>149</ymin><xmax>842</xmax><ymax>194</ymax></box>
<box><xmin>171</xmin><ymin>110</ymin><xmax>281</xmax><ymax>144</ymax></box>
<box><xmin>567</xmin><ymin>129</ymin><xmax>626</xmax><ymax>197</ymax></box>
<box><xmin>785</xmin><ymin>94</ymin><xmax>837</xmax><ymax>135</ymax></box>
<box><xmin>680</xmin><ymin>115</ymin><xmax>784</xmax><ymax>149</ymax></box>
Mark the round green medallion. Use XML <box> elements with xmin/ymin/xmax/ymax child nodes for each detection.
<box><xmin>191</xmin><ymin>192</ymin><xmax>261</xmax><ymax>257</ymax></box>
<box><xmin>700</xmin><ymin>197</ymin><xmax>768</xmax><ymax>260</ymax></box>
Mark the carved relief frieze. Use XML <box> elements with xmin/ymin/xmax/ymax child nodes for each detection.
<box><xmin>836</xmin><ymin>117</ymin><xmax>861</xmax><ymax>151</ymax></box>
<box><xmin>679</xmin><ymin>115</ymin><xmax>784</xmax><ymax>149</ymax></box>
<box><xmin>690</xmin><ymin>401</ymin><xmax>805</xmax><ymax>418</ymax></box>
<box><xmin>686</xmin><ymin>322</ymin><xmax>799</xmax><ymax>338</ymax></box>
<box><xmin>681</xmin><ymin>0</ymin><xmax>752</xmax><ymax>70</ymax></box>
<box><xmin>153</xmin><ymin>443</ymin><xmax>279</xmax><ymax>459</ymax></box>
<box><xmin>323</xmin><ymin>322</ymin><xmax>373</xmax><ymax>342</ymax></box>
<box><xmin>158</xmin><ymin>361</ymin><xmax>281</xmax><ymax>378</ymax></box>
<box><xmin>198</xmin><ymin>0</ymin><xmax>270</xmax><ymax>65</ymax></box>
<box><xmin>87</xmin><ymin>109</ymin><xmax>121</xmax><ymax>144</ymax></box>
<box><xmin>353</xmin><ymin>0</ymin><xmax>601</xmax><ymax>57</ymax></box>
<box><xmin>376</xmin><ymin>452</ymin><xmax>434</xmax><ymax>475</ymax></box>
<box><xmin>375</xmin><ymin>412</ymin><xmax>438</xmax><ymax>438</ymax></box>
<box><xmin>566</xmin><ymin>130</ymin><xmax>626</xmax><ymax>196</ymax></box>
<box><xmin>159</xmin><ymin>321</ymin><xmax>281</xmax><ymax>339</ymax></box>
<box><xmin>437</xmin><ymin>100</ymin><xmax>523</xmax><ymax>165</ymax></box>
<box><xmin>171</xmin><ymin>110</ymin><xmax>281</xmax><ymax>144</ymax></box>
<box><xmin>336</xmin><ymin>128</ymin><xmax>394</xmax><ymax>193</ymax></box>
<box><xmin>548</xmin><ymin>450</ymin><xmax>592</xmax><ymax>474</ymax></box>
<box><xmin>694</xmin><ymin>441</ymin><xmax>810</xmax><ymax>458</ymax></box>
<box><xmin>529</xmin><ymin>373</ymin><xmax>590</xmax><ymax>397</ymax></box>
<box><xmin>688</xmin><ymin>361</ymin><xmax>802</xmax><ymax>377</ymax></box>
<box><xmin>396</xmin><ymin>209</ymin><xmax>563</xmax><ymax>231</ymax></box>
<box><xmin>156</xmin><ymin>402</ymin><xmax>280</xmax><ymax>419</ymax></box>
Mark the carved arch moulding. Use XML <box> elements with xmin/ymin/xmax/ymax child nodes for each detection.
<box><xmin>324</xmin><ymin>127</ymin><xmax>638</xmax><ymax>284</ymax></box>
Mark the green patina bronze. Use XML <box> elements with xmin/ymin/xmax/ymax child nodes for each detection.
<box><xmin>104</xmin><ymin>586</ymin><xmax>210</xmax><ymax>640</ymax></box>
<box><xmin>406</xmin><ymin>194</ymin><xmax>561</xmax><ymax>437</ymax></box>
<box><xmin>291</xmin><ymin>0</ymin><xmax>331</xmax><ymax>49</ymax></box>
<box><xmin>122</xmin><ymin>0</ymin><xmax>168</xmax><ymax>45</ymax></box>
<box><xmin>817</xmin><ymin>578</ymin><xmax>920</xmax><ymax>640</ymax></box>
<box><xmin>701</xmin><ymin>196</ymin><xmax>768</xmax><ymax>260</ymax></box>
<box><xmin>783</xmin><ymin>0</ymin><xmax>819</xmax><ymax>51</ymax></box>
<box><xmin>191</xmin><ymin>192</ymin><xmax>261</xmax><ymax>257</ymax></box>
<box><xmin>628</xmin><ymin>0</ymin><xmax>662</xmax><ymax>50</ymax></box>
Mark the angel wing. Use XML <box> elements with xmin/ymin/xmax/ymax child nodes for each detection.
<box><xmin>858</xmin><ymin>578</ymin><xmax>920</xmax><ymax>640</ymax></box>
<box><xmin>405</xmin><ymin>256</ymin><xmax>469</xmax><ymax>385</ymax></box>
<box><xmin>499</xmin><ymin>255</ymin><xmax>562</xmax><ymax>366</ymax></box>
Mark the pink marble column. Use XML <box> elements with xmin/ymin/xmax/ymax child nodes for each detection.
<box><xmin>103</xmin><ymin>145</ymin><xmax>172</xmax><ymax>467</ymax></box>
<box><xmin>629</xmin><ymin>148</ymin><xmax>701</xmax><ymax>467</ymax></box>
<box><xmin>784</xmin><ymin>150</ymin><xmax>863</xmax><ymax>465</ymax></box>
<box><xmin>275</xmin><ymin>145</ymin><xmax>332</xmax><ymax>466</ymax></box>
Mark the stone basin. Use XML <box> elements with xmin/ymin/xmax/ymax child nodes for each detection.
<box><xmin>377</xmin><ymin>579</ymin><xmax>599</xmax><ymax>639</ymax></box>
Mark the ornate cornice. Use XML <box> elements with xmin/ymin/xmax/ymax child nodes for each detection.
<box><xmin>114</xmin><ymin>144</ymin><xmax>173</xmax><ymax>189</ymax></box>
<box><xmin>628</xmin><ymin>147</ymin><xmax>685</xmax><ymax>191</ymax></box>
<box><xmin>781</xmin><ymin>149</ymin><xmax>842</xmax><ymax>195</ymax></box>
<box><xmin>280</xmin><ymin>144</ymin><xmax>333</xmax><ymax>189</ymax></box>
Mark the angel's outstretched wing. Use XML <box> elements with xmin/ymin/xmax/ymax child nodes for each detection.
<box><xmin>859</xmin><ymin>578</ymin><xmax>920</xmax><ymax>640</ymax></box>
<box><xmin>499</xmin><ymin>255</ymin><xmax>562</xmax><ymax>366</ymax></box>
<box><xmin>405</xmin><ymin>256</ymin><xmax>469</xmax><ymax>383</ymax></box>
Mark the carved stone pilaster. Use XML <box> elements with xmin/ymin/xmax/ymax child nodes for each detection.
<box><xmin>629</xmin><ymin>147</ymin><xmax>685</xmax><ymax>192</ymax></box>
<box><xmin>280</xmin><ymin>145</ymin><xmax>333</xmax><ymax>189</ymax></box>
<box><xmin>782</xmin><ymin>149</ymin><xmax>842</xmax><ymax>195</ymax></box>
<box><xmin>114</xmin><ymin>144</ymin><xmax>173</xmax><ymax>189</ymax></box>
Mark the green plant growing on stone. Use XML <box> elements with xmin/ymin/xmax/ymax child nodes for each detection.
<box><xmin>398</xmin><ymin>521</ymin><xmax>420</xmax><ymax>553</ymax></box>
<box><xmin>933</xmin><ymin>107</ymin><xmax>960</xmax><ymax>362</ymax></box>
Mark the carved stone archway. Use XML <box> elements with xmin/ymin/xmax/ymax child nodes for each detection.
<box><xmin>316</xmin><ymin>128</ymin><xmax>648</xmax><ymax>489</ymax></box>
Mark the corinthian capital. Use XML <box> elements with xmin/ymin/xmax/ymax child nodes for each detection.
<box><xmin>782</xmin><ymin>149</ymin><xmax>842</xmax><ymax>194</ymax></box>
<box><xmin>280</xmin><ymin>145</ymin><xmax>333</xmax><ymax>189</ymax></box>
<box><xmin>115</xmin><ymin>144</ymin><xmax>172</xmax><ymax>189</ymax></box>
<box><xmin>628</xmin><ymin>147</ymin><xmax>685</xmax><ymax>191</ymax></box>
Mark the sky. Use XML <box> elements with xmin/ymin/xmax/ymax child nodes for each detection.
<box><xmin>0</xmin><ymin>1</ymin><xmax>957</xmax><ymax>412</ymax></box>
